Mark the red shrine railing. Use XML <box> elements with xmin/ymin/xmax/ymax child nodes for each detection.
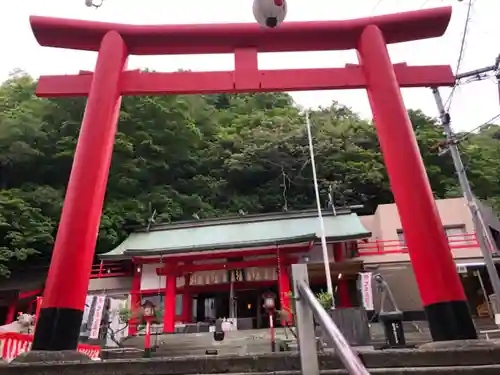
<box><xmin>89</xmin><ymin>233</ymin><xmax>482</xmax><ymax>276</ymax></box>
<box><xmin>90</xmin><ymin>260</ymin><xmax>132</xmax><ymax>279</ymax></box>
<box><xmin>356</xmin><ymin>232</ymin><xmax>480</xmax><ymax>256</ymax></box>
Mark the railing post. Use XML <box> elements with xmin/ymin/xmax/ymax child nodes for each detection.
<box><xmin>98</xmin><ymin>261</ymin><xmax>104</xmax><ymax>279</ymax></box>
<box><xmin>291</xmin><ymin>264</ymin><xmax>319</xmax><ymax>375</ymax></box>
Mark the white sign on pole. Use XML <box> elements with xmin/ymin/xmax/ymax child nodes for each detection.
<box><xmin>359</xmin><ymin>272</ymin><xmax>374</xmax><ymax>311</ymax></box>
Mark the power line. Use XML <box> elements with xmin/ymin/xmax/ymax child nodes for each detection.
<box><xmin>370</xmin><ymin>0</ymin><xmax>384</xmax><ymax>15</ymax></box>
<box><xmin>419</xmin><ymin>0</ymin><xmax>431</xmax><ymax>9</ymax></box>
<box><xmin>432</xmin><ymin>55</ymin><xmax>500</xmax><ymax>152</ymax></box>
<box><xmin>445</xmin><ymin>0</ymin><xmax>474</xmax><ymax>110</ymax></box>
<box><xmin>455</xmin><ymin>113</ymin><xmax>500</xmax><ymax>143</ymax></box>
<box><xmin>434</xmin><ymin>113</ymin><xmax>500</xmax><ymax>154</ymax></box>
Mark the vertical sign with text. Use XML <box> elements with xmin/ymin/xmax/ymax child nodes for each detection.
<box><xmin>89</xmin><ymin>295</ymin><xmax>106</xmax><ymax>339</ymax></box>
<box><xmin>359</xmin><ymin>272</ymin><xmax>374</xmax><ymax>311</ymax></box>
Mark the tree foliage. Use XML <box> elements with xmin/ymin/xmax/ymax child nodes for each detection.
<box><xmin>0</xmin><ymin>71</ymin><xmax>499</xmax><ymax>277</ymax></box>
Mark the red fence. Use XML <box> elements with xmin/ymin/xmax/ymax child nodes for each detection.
<box><xmin>89</xmin><ymin>233</ymin><xmax>482</xmax><ymax>274</ymax></box>
<box><xmin>90</xmin><ymin>261</ymin><xmax>132</xmax><ymax>279</ymax></box>
<box><xmin>0</xmin><ymin>332</ymin><xmax>100</xmax><ymax>363</ymax></box>
<box><xmin>356</xmin><ymin>232</ymin><xmax>480</xmax><ymax>256</ymax></box>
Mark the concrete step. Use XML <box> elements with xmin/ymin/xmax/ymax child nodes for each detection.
<box><xmin>8</xmin><ymin>348</ymin><xmax>500</xmax><ymax>375</ymax></box>
<box><xmin>474</xmin><ymin>318</ymin><xmax>496</xmax><ymax>327</ymax></box>
<box><xmin>195</xmin><ymin>367</ymin><xmax>500</xmax><ymax>374</ymax></box>
<box><xmin>105</xmin><ymin>342</ymin><xmax>289</xmax><ymax>359</ymax></box>
<box><xmin>124</xmin><ymin>329</ymin><xmax>290</xmax><ymax>346</ymax></box>
<box><xmin>114</xmin><ymin>327</ymin><xmax>434</xmax><ymax>359</ymax></box>
<box><xmin>118</xmin><ymin>320</ymin><xmax>500</xmax><ymax>360</ymax></box>
<box><xmin>114</xmin><ymin>329</ymin><xmax>294</xmax><ymax>358</ymax></box>
<box><xmin>369</xmin><ymin>322</ymin><xmax>431</xmax><ymax>347</ymax></box>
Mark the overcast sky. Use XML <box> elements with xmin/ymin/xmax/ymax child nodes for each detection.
<box><xmin>1</xmin><ymin>0</ymin><xmax>499</xmax><ymax>132</ymax></box>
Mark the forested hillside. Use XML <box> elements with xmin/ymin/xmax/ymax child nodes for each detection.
<box><xmin>0</xmin><ymin>70</ymin><xmax>499</xmax><ymax>278</ymax></box>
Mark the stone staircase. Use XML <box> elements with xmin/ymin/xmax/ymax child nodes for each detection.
<box><xmin>370</xmin><ymin>318</ymin><xmax>500</xmax><ymax>347</ymax></box>
<box><xmin>105</xmin><ymin>318</ymin><xmax>497</xmax><ymax>359</ymax></box>
<box><xmin>4</xmin><ymin>321</ymin><xmax>500</xmax><ymax>374</ymax></box>
<box><xmin>105</xmin><ymin>329</ymin><xmax>292</xmax><ymax>359</ymax></box>
<box><xmin>369</xmin><ymin>321</ymin><xmax>431</xmax><ymax>347</ymax></box>
<box><xmin>5</xmin><ymin>348</ymin><xmax>500</xmax><ymax>374</ymax></box>
<box><xmin>107</xmin><ymin>322</ymin><xmax>431</xmax><ymax>359</ymax></box>
<box><xmin>475</xmin><ymin>318</ymin><xmax>500</xmax><ymax>340</ymax></box>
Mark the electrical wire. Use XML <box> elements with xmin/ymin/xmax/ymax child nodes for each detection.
<box><xmin>369</xmin><ymin>0</ymin><xmax>384</xmax><ymax>15</ymax></box>
<box><xmin>457</xmin><ymin>113</ymin><xmax>500</xmax><ymax>141</ymax></box>
<box><xmin>433</xmin><ymin>113</ymin><xmax>500</xmax><ymax>155</ymax></box>
<box><xmin>445</xmin><ymin>0</ymin><xmax>474</xmax><ymax>110</ymax></box>
<box><xmin>419</xmin><ymin>0</ymin><xmax>431</xmax><ymax>9</ymax></box>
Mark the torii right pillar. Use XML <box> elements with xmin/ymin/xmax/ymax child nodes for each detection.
<box><xmin>358</xmin><ymin>25</ymin><xmax>477</xmax><ymax>341</ymax></box>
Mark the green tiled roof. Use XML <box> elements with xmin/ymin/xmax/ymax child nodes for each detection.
<box><xmin>100</xmin><ymin>210</ymin><xmax>370</xmax><ymax>259</ymax></box>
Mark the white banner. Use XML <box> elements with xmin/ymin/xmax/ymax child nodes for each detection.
<box><xmin>81</xmin><ymin>296</ymin><xmax>94</xmax><ymax>329</ymax></box>
<box><xmin>89</xmin><ymin>295</ymin><xmax>106</xmax><ymax>339</ymax></box>
<box><xmin>359</xmin><ymin>272</ymin><xmax>374</xmax><ymax>311</ymax></box>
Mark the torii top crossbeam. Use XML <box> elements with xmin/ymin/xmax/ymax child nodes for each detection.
<box><xmin>31</xmin><ymin>7</ymin><xmax>455</xmax><ymax>97</ymax></box>
<box><xmin>30</xmin><ymin>6</ymin><xmax>451</xmax><ymax>55</ymax></box>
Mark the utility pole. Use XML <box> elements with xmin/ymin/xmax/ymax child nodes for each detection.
<box><xmin>328</xmin><ymin>184</ymin><xmax>337</xmax><ymax>216</ymax></box>
<box><xmin>495</xmin><ymin>55</ymin><xmax>500</xmax><ymax>110</ymax></box>
<box><xmin>305</xmin><ymin>112</ymin><xmax>334</xmax><ymax>300</ymax></box>
<box><xmin>431</xmin><ymin>84</ymin><xmax>500</xmax><ymax>316</ymax></box>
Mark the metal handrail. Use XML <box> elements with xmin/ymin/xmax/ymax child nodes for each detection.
<box><xmin>297</xmin><ymin>280</ymin><xmax>370</xmax><ymax>375</ymax></box>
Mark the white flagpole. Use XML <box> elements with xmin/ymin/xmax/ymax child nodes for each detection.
<box><xmin>305</xmin><ymin>111</ymin><xmax>334</xmax><ymax>302</ymax></box>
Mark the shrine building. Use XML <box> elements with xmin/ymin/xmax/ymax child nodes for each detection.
<box><xmin>97</xmin><ymin>208</ymin><xmax>370</xmax><ymax>333</ymax></box>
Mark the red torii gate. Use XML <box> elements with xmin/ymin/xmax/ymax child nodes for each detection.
<box><xmin>30</xmin><ymin>6</ymin><xmax>477</xmax><ymax>351</ymax></box>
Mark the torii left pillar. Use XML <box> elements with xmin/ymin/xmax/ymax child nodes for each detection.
<box><xmin>32</xmin><ymin>31</ymin><xmax>128</xmax><ymax>350</ymax></box>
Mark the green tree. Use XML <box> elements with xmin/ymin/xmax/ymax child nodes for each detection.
<box><xmin>0</xmin><ymin>189</ymin><xmax>55</xmax><ymax>277</ymax></box>
<box><xmin>0</xmin><ymin>72</ymin><xmax>499</xmax><ymax>277</ymax></box>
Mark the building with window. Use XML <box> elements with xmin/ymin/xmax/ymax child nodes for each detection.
<box><xmin>357</xmin><ymin>197</ymin><xmax>500</xmax><ymax>320</ymax></box>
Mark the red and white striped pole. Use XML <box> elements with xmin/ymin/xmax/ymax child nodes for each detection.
<box><xmin>263</xmin><ymin>293</ymin><xmax>276</xmax><ymax>352</ymax></box>
<box><xmin>268</xmin><ymin>312</ymin><xmax>275</xmax><ymax>352</ymax></box>
<box><xmin>144</xmin><ymin>318</ymin><xmax>152</xmax><ymax>358</ymax></box>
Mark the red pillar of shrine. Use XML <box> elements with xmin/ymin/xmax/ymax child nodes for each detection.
<box><xmin>163</xmin><ymin>270</ymin><xmax>177</xmax><ymax>333</ymax></box>
<box><xmin>337</xmin><ymin>279</ymin><xmax>352</xmax><ymax>308</ymax></box>
<box><xmin>5</xmin><ymin>302</ymin><xmax>16</xmax><ymax>325</ymax></box>
<box><xmin>357</xmin><ymin>25</ymin><xmax>476</xmax><ymax>341</ymax></box>
<box><xmin>182</xmin><ymin>274</ymin><xmax>192</xmax><ymax>323</ymax></box>
<box><xmin>278</xmin><ymin>260</ymin><xmax>292</xmax><ymax>325</ymax></box>
<box><xmin>32</xmin><ymin>31</ymin><xmax>128</xmax><ymax>351</ymax></box>
<box><xmin>129</xmin><ymin>264</ymin><xmax>142</xmax><ymax>335</ymax></box>
<box><xmin>333</xmin><ymin>243</ymin><xmax>352</xmax><ymax>308</ymax></box>
<box><xmin>282</xmin><ymin>266</ymin><xmax>292</xmax><ymax>324</ymax></box>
